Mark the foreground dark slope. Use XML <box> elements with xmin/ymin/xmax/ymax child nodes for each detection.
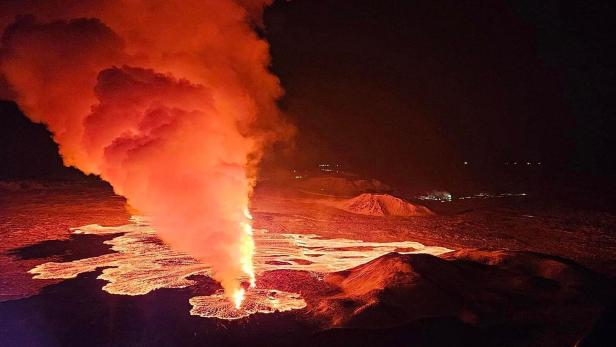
<box><xmin>316</xmin><ymin>251</ymin><xmax>613</xmax><ymax>346</ymax></box>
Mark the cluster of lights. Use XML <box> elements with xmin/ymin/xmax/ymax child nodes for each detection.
<box><xmin>290</xmin><ymin>163</ymin><xmax>344</xmax><ymax>179</ymax></box>
<box><xmin>505</xmin><ymin>161</ymin><xmax>542</xmax><ymax>166</ymax></box>
<box><xmin>462</xmin><ymin>161</ymin><xmax>543</xmax><ymax>166</ymax></box>
<box><xmin>417</xmin><ymin>191</ymin><xmax>453</xmax><ymax>202</ymax></box>
<box><xmin>291</xmin><ymin>169</ymin><xmax>304</xmax><ymax>179</ymax></box>
<box><xmin>417</xmin><ymin>191</ymin><xmax>528</xmax><ymax>202</ymax></box>
<box><xmin>457</xmin><ymin>192</ymin><xmax>527</xmax><ymax>200</ymax></box>
<box><xmin>318</xmin><ymin>163</ymin><xmax>342</xmax><ymax>173</ymax></box>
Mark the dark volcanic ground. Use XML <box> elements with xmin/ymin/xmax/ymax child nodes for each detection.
<box><xmin>1</xmin><ymin>180</ymin><xmax>615</xmax><ymax>346</ymax></box>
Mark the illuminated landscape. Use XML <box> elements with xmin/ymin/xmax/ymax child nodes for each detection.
<box><xmin>2</xmin><ymin>182</ymin><xmax>615</xmax><ymax>346</ymax></box>
<box><xmin>1</xmin><ymin>1</ymin><xmax>616</xmax><ymax>346</ymax></box>
<box><xmin>27</xmin><ymin>214</ymin><xmax>449</xmax><ymax>319</ymax></box>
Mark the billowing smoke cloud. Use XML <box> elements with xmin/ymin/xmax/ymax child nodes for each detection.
<box><xmin>0</xmin><ymin>1</ymin><xmax>293</xmax><ymax>303</ymax></box>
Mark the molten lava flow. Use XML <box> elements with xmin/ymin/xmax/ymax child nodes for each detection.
<box><xmin>0</xmin><ymin>1</ymin><xmax>292</xmax><ymax>305</ymax></box>
<box><xmin>29</xmin><ymin>217</ymin><xmax>451</xmax><ymax>319</ymax></box>
<box><xmin>190</xmin><ymin>289</ymin><xmax>307</xmax><ymax>320</ymax></box>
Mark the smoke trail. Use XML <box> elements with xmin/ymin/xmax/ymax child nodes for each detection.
<box><xmin>0</xmin><ymin>0</ymin><xmax>292</xmax><ymax>303</ymax></box>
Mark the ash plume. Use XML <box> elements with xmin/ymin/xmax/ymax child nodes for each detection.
<box><xmin>0</xmin><ymin>0</ymin><xmax>293</xmax><ymax>302</ymax></box>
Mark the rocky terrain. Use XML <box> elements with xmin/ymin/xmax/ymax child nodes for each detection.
<box><xmin>330</xmin><ymin>193</ymin><xmax>433</xmax><ymax>216</ymax></box>
<box><xmin>1</xmin><ymin>179</ymin><xmax>615</xmax><ymax>346</ymax></box>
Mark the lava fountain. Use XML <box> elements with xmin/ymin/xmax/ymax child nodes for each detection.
<box><xmin>28</xmin><ymin>217</ymin><xmax>452</xmax><ymax>319</ymax></box>
<box><xmin>0</xmin><ymin>0</ymin><xmax>292</xmax><ymax>306</ymax></box>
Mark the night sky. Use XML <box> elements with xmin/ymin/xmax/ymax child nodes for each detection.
<box><xmin>1</xmin><ymin>0</ymin><xmax>615</xmax><ymax>186</ymax></box>
<box><xmin>264</xmin><ymin>0</ymin><xmax>615</xmax><ymax>183</ymax></box>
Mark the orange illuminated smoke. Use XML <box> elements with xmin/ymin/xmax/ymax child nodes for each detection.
<box><xmin>0</xmin><ymin>0</ymin><xmax>293</xmax><ymax>305</ymax></box>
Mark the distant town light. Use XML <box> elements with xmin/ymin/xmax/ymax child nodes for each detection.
<box><xmin>417</xmin><ymin>191</ymin><xmax>453</xmax><ymax>202</ymax></box>
<box><xmin>318</xmin><ymin>162</ymin><xmax>342</xmax><ymax>173</ymax></box>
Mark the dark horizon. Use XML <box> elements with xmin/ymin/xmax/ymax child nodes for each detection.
<box><xmin>1</xmin><ymin>0</ymin><xmax>615</xmax><ymax>188</ymax></box>
<box><xmin>264</xmin><ymin>0</ymin><xmax>615</xmax><ymax>183</ymax></box>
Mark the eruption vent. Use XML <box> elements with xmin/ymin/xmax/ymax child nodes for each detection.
<box><xmin>0</xmin><ymin>0</ymin><xmax>292</xmax><ymax>304</ymax></box>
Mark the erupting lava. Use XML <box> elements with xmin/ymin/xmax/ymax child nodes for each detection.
<box><xmin>0</xmin><ymin>0</ymin><xmax>292</xmax><ymax>306</ymax></box>
<box><xmin>29</xmin><ymin>216</ymin><xmax>451</xmax><ymax>320</ymax></box>
<box><xmin>234</xmin><ymin>207</ymin><xmax>255</xmax><ymax>308</ymax></box>
<box><xmin>191</xmin><ymin>289</ymin><xmax>307</xmax><ymax>320</ymax></box>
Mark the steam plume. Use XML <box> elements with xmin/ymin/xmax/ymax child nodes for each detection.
<box><xmin>0</xmin><ymin>0</ymin><xmax>292</xmax><ymax>302</ymax></box>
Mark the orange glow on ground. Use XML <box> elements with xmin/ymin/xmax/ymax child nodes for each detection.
<box><xmin>29</xmin><ymin>216</ymin><xmax>451</xmax><ymax>319</ymax></box>
<box><xmin>190</xmin><ymin>289</ymin><xmax>306</xmax><ymax>320</ymax></box>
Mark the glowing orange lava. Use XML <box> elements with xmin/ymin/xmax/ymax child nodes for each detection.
<box><xmin>190</xmin><ymin>289</ymin><xmax>306</xmax><ymax>320</ymax></box>
<box><xmin>29</xmin><ymin>216</ymin><xmax>451</xmax><ymax>319</ymax></box>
